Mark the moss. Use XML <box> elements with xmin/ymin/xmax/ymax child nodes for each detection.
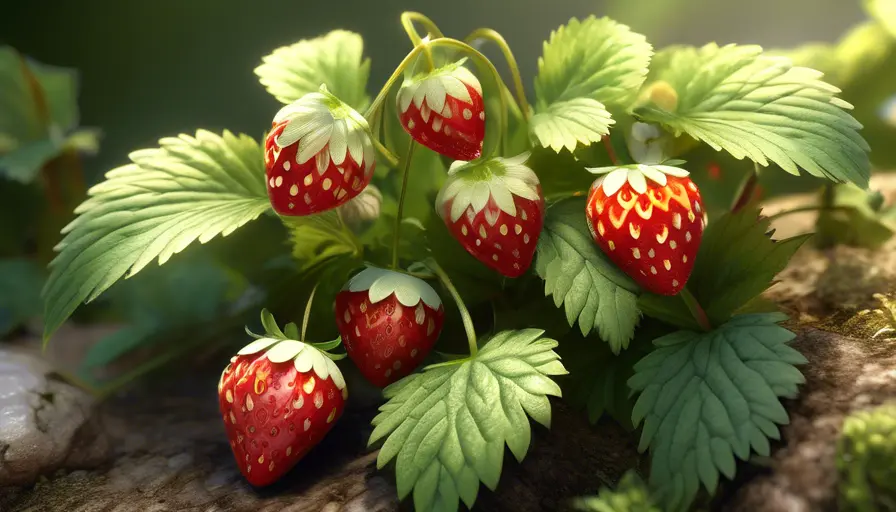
<box><xmin>573</xmin><ymin>471</ymin><xmax>661</xmax><ymax>512</ymax></box>
<box><xmin>837</xmin><ymin>404</ymin><xmax>896</xmax><ymax>511</ymax></box>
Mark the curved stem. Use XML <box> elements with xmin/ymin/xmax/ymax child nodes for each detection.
<box><xmin>680</xmin><ymin>287</ymin><xmax>711</xmax><ymax>332</ymax></box>
<box><xmin>766</xmin><ymin>204</ymin><xmax>852</xmax><ymax>223</ymax></box>
<box><xmin>465</xmin><ymin>28</ymin><xmax>530</xmax><ymax>121</ymax></box>
<box><xmin>392</xmin><ymin>139</ymin><xmax>417</xmax><ymax>269</ymax></box>
<box><xmin>426</xmin><ymin>258</ymin><xmax>478</xmax><ymax>357</ymax></box>
<box><xmin>401</xmin><ymin>12</ymin><xmax>440</xmax><ymax>70</ymax></box>
<box><xmin>301</xmin><ymin>282</ymin><xmax>320</xmax><ymax>341</ymax></box>
<box><xmin>372</xmin><ymin>137</ymin><xmax>399</xmax><ymax>167</ymax></box>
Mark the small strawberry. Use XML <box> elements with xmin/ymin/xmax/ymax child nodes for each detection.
<box><xmin>585</xmin><ymin>164</ymin><xmax>706</xmax><ymax>296</ymax></box>
<box><xmin>435</xmin><ymin>153</ymin><xmax>544</xmax><ymax>277</ymax></box>
<box><xmin>334</xmin><ymin>267</ymin><xmax>444</xmax><ymax>387</ymax></box>
<box><xmin>264</xmin><ymin>85</ymin><xmax>375</xmax><ymax>216</ymax></box>
<box><xmin>219</xmin><ymin>311</ymin><xmax>347</xmax><ymax>487</ymax></box>
<box><xmin>396</xmin><ymin>59</ymin><xmax>485</xmax><ymax>161</ymax></box>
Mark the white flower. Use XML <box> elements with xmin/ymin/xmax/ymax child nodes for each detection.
<box><xmin>273</xmin><ymin>86</ymin><xmax>375</xmax><ymax>176</ymax></box>
<box><xmin>437</xmin><ymin>152</ymin><xmax>541</xmax><ymax>223</ymax></box>
<box><xmin>397</xmin><ymin>59</ymin><xmax>482</xmax><ymax>116</ymax></box>
<box><xmin>627</xmin><ymin>122</ymin><xmax>668</xmax><ymax>165</ymax></box>
<box><xmin>586</xmin><ymin>163</ymin><xmax>690</xmax><ymax>197</ymax></box>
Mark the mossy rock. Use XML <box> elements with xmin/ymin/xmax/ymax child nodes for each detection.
<box><xmin>837</xmin><ymin>403</ymin><xmax>896</xmax><ymax>511</ymax></box>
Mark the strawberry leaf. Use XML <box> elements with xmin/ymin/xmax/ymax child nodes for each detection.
<box><xmin>41</xmin><ymin>130</ymin><xmax>271</xmax><ymax>341</ymax></box>
<box><xmin>285</xmin><ymin>210</ymin><xmax>364</xmax><ymax>275</ymax></box>
<box><xmin>535</xmin><ymin>197</ymin><xmax>641</xmax><ymax>353</ymax></box>
<box><xmin>573</xmin><ymin>471</ymin><xmax>660</xmax><ymax>512</ymax></box>
<box><xmin>634</xmin><ymin>44</ymin><xmax>871</xmax><ymax>187</ymax></box>
<box><xmin>816</xmin><ymin>184</ymin><xmax>895</xmax><ymax>249</ymax></box>
<box><xmin>531</xmin><ymin>16</ymin><xmax>652</xmax><ymax>153</ymax></box>
<box><xmin>368</xmin><ymin>329</ymin><xmax>567</xmax><ymax>511</ymax></box>
<box><xmin>639</xmin><ymin>206</ymin><xmax>811</xmax><ymax>329</ymax></box>
<box><xmin>628</xmin><ymin>313</ymin><xmax>807</xmax><ymax>512</ymax></box>
<box><xmin>255</xmin><ymin>30</ymin><xmax>371</xmax><ymax>111</ymax></box>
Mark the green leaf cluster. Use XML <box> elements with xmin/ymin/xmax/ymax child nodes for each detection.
<box><xmin>573</xmin><ymin>471</ymin><xmax>660</xmax><ymax>512</ymax></box>
<box><xmin>838</xmin><ymin>403</ymin><xmax>896</xmax><ymax>511</ymax></box>
<box><xmin>629</xmin><ymin>313</ymin><xmax>806</xmax><ymax>511</ymax></box>
<box><xmin>368</xmin><ymin>329</ymin><xmax>567</xmax><ymax>512</ymax></box>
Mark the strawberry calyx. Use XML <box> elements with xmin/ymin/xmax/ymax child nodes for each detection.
<box><xmin>586</xmin><ymin>162</ymin><xmax>690</xmax><ymax>198</ymax></box>
<box><xmin>436</xmin><ymin>152</ymin><xmax>541</xmax><ymax>223</ymax></box>
<box><xmin>343</xmin><ymin>266</ymin><xmax>442</xmax><ymax>310</ymax></box>
<box><xmin>397</xmin><ymin>58</ymin><xmax>483</xmax><ymax>117</ymax></box>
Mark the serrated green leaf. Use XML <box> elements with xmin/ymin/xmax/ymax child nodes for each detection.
<box><xmin>635</xmin><ymin>44</ymin><xmax>871</xmax><ymax>188</ymax></box>
<box><xmin>0</xmin><ymin>258</ymin><xmax>44</xmax><ymax>336</ymax></box>
<box><xmin>41</xmin><ymin>130</ymin><xmax>271</xmax><ymax>341</ymax></box>
<box><xmin>573</xmin><ymin>471</ymin><xmax>660</xmax><ymax>512</ymax></box>
<box><xmin>370</xmin><ymin>329</ymin><xmax>567</xmax><ymax>512</ymax></box>
<box><xmin>535</xmin><ymin>197</ymin><xmax>640</xmax><ymax>353</ymax></box>
<box><xmin>628</xmin><ymin>313</ymin><xmax>804</xmax><ymax>512</ymax></box>
<box><xmin>285</xmin><ymin>209</ymin><xmax>363</xmax><ymax>274</ymax></box>
<box><xmin>529</xmin><ymin>98</ymin><xmax>614</xmax><ymax>153</ymax></box>
<box><xmin>255</xmin><ymin>30</ymin><xmax>370</xmax><ymax>110</ymax></box>
<box><xmin>532</xmin><ymin>17</ymin><xmax>651</xmax><ymax>153</ymax></box>
<box><xmin>639</xmin><ymin>206</ymin><xmax>810</xmax><ymax>329</ymax></box>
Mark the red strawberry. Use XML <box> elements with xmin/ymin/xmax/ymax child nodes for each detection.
<box><xmin>397</xmin><ymin>59</ymin><xmax>485</xmax><ymax>161</ymax></box>
<box><xmin>435</xmin><ymin>153</ymin><xmax>544</xmax><ymax>278</ymax></box>
<box><xmin>334</xmin><ymin>267</ymin><xmax>444</xmax><ymax>387</ymax></box>
<box><xmin>218</xmin><ymin>314</ymin><xmax>347</xmax><ymax>487</ymax></box>
<box><xmin>585</xmin><ymin>164</ymin><xmax>706</xmax><ymax>296</ymax></box>
<box><xmin>264</xmin><ymin>86</ymin><xmax>375</xmax><ymax>216</ymax></box>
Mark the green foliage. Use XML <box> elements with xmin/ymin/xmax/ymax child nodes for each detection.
<box><xmin>838</xmin><ymin>404</ymin><xmax>896</xmax><ymax>511</ymax></box>
<box><xmin>635</xmin><ymin>44</ymin><xmax>871</xmax><ymax>188</ymax></box>
<box><xmin>41</xmin><ymin>130</ymin><xmax>271</xmax><ymax>340</ymax></box>
<box><xmin>629</xmin><ymin>313</ymin><xmax>806</xmax><ymax>512</ymax></box>
<box><xmin>865</xmin><ymin>0</ymin><xmax>896</xmax><ymax>36</ymax></box>
<box><xmin>640</xmin><ymin>207</ymin><xmax>811</xmax><ymax>329</ymax></box>
<box><xmin>255</xmin><ymin>30</ymin><xmax>371</xmax><ymax>110</ymax></box>
<box><xmin>0</xmin><ymin>259</ymin><xmax>44</xmax><ymax>336</ymax></box>
<box><xmin>286</xmin><ymin>210</ymin><xmax>363</xmax><ymax>274</ymax></box>
<box><xmin>531</xmin><ymin>16</ymin><xmax>652</xmax><ymax>153</ymax></box>
<box><xmin>816</xmin><ymin>184</ymin><xmax>896</xmax><ymax>250</ymax></box>
<box><xmin>369</xmin><ymin>329</ymin><xmax>567</xmax><ymax>512</ymax></box>
<box><xmin>535</xmin><ymin>197</ymin><xmax>641</xmax><ymax>353</ymax></box>
<box><xmin>573</xmin><ymin>471</ymin><xmax>660</xmax><ymax>512</ymax></box>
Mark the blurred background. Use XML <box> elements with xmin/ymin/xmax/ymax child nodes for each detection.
<box><xmin>0</xmin><ymin>0</ymin><xmax>867</xmax><ymax>178</ymax></box>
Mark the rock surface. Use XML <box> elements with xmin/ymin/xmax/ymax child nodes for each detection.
<box><xmin>0</xmin><ymin>348</ymin><xmax>110</xmax><ymax>487</ymax></box>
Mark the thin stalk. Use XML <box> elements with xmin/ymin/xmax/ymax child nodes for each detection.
<box><xmin>372</xmin><ymin>137</ymin><xmax>399</xmax><ymax>167</ymax></box>
<box><xmin>680</xmin><ymin>287</ymin><xmax>711</xmax><ymax>332</ymax></box>
<box><xmin>766</xmin><ymin>204</ymin><xmax>852</xmax><ymax>223</ymax></box>
<box><xmin>392</xmin><ymin>139</ymin><xmax>417</xmax><ymax>269</ymax></box>
<box><xmin>603</xmin><ymin>137</ymin><xmax>619</xmax><ymax>165</ymax></box>
<box><xmin>300</xmin><ymin>282</ymin><xmax>320</xmax><ymax>341</ymax></box>
<box><xmin>401</xmin><ymin>11</ymin><xmax>439</xmax><ymax>69</ymax></box>
<box><xmin>731</xmin><ymin>162</ymin><xmax>761</xmax><ymax>212</ymax></box>
<box><xmin>426</xmin><ymin>258</ymin><xmax>478</xmax><ymax>357</ymax></box>
<box><xmin>464</xmin><ymin>28</ymin><xmax>530</xmax><ymax>121</ymax></box>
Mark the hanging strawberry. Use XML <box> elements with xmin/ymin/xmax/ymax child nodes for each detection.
<box><xmin>585</xmin><ymin>164</ymin><xmax>706</xmax><ymax>296</ymax></box>
<box><xmin>435</xmin><ymin>153</ymin><xmax>544</xmax><ymax>278</ymax></box>
<box><xmin>264</xmin><ymin>86</ymin><xmax>375</xmax><ymax>216</ymax></box>
<box><xmin>396</xmin><ymin>59</ymin><xmax>485</xmax><ymax>161</ymax></box>
<box><xmin>335</xmin><ymin>267</ymin><xmax>444</xmax><ymax>387</ymax></box>
<box><xmin>218</xmin><ymin>311</ymin><xmax>347</xmax><ymax>487</ymax></box>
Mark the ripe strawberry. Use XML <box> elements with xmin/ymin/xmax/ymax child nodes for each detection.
<box><xmin>264</xmin><ymin>86</ymin><xmax>375</xmax><ymax>216</ymax></box>
<box><xmin>334</xmin><ymin>267</ymin><xmax>444</xmax><ymax>387</ymax></box>
<box><xmin>585</xmin><ymin>164</ymin><xmax>706</xmax><ymax>296</ymax></box>
<box><xmin>396</xmin><ymin>59</ymin><xmax>485</xmax><ymax>161</ymax></box>
<box><xmin>218</xmin><ymin>313</ymin><xmax>347</xmax><ymax>487</ymax></box>
<box><xmin>435</xmin><ymin>153</ymin><xmax>544</xmax><ymax>278</ymax></box>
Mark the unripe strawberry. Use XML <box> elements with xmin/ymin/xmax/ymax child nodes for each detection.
<box><xmin>397</xmin><ymin>59</ymin><xmax>485</xmax><ymax>161</ymax></box>
<box><xmin>264</xmin><ymin>86</ymin><xmax>375</xmax><ymax>216</ymax></box>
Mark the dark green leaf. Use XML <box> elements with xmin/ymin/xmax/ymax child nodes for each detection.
<box><xmin>0</xmin><ymin>258</ymin><xmax>44</xmax><ymax>336</ymax></box>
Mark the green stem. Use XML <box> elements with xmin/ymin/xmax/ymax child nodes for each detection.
<box><xmin>426</xmin><ymin>258</ymin><xmax>478</xmax><ymax>357</ymax></box>
<box><xmin>680</xmin><ymin>287</ymin><xmax>711</xmax><ymax>332</ymax></box>
<box><xmin>731</xmin><ymin>162</ymin><xmax>761</xmax><ymax>212</ymax></box>
<box><xmin>766</xmin><ymin>204</ymin><xmax>852</xmax><ymax>223</ymax></box>
<box><xmin>392</xmin><ymin>139</ymin><xmax>417</xmax><ymax>269</ymax></box>
<box><xmin>401</xmin><ymin>12</ymin><xmax>441</xmax><ymax>70</ymax></box>
<box><xmin>464</xmin><ymin>28</ymin><xmax>530</xmax><ymax>121</ymax></box>
<box><xmin>300</xmin><ymin>282</ymin><xmax>320</xmax><ymax>342</ymax></box>
<box><xmin>372</xmin><ymin>137</ymin><xmax>399</xmax><ymax>167</ymax></box>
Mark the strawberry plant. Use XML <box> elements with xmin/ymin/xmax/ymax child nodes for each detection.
<box><xmin>42</xmin><ymin>8</ymin><xmax>874</xmax><ymax>512</ymax></box>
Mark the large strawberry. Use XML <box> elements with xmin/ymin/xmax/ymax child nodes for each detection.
<box><xmin>435</xmin><ymin>153</ymin><xmax>544</xmax><ymax>278</ymax></box>
<box><xmin>396</xmin><ymin>59</ymin><xmax>485</xmax><ymax>161</ymax></box>
<box><xmin>585</xmin><ymin>164</ymin><xmax>706</xmax><ymax>296</ymax></box>
<box><xmin>219</xmin><ymin>310</ymin><xmax>347</xmax><ymax>487</ymax></box>
<box><xmin>334</xmin><ymin>267</ymin><xmax>444</xmax><ymax>387</ymax></box>
<box><xmin>264</xmin><ymin>85</ymin><xmax>375</xmax><ymax>216</ymax></box>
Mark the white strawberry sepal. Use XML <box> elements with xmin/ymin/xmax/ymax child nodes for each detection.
<box><xmin>237</xmin><ymin>337</ymin><xmax>346</xmax><ymax>390</ymax></box>
<box><xmin>586</xmin><ymin>163</ymin><xmax>689</xmax><ymax>197</ymax></box>
<box><xmin>344</xmin><ymin>267</ymin><xmax>442</xmax><ymax>310</ymax></box>
<box><xmin>438</xmin><ymin>152</ymin><xmax>541</xmax><ymax>223</ymax></box>
<box><xmin>397</xmin><ymin>58</ymin><xmax>483</xmax><ymax>115</ymax></box>
<box><xmin>272</xmin><ymin>85</ymin><xmax>375</xmax><ymax>176</ymax></box>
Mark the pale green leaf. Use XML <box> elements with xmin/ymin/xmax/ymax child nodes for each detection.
<box><xmin>255</xmin><ymin>30</ymin><xmax>371</xmax><ymax>110</ymax></box>
<box><xmin>629</xmin><ymin>313</ymin><xmax>806</xmax><ymax>512</ymax></box>
<box><xmin>42</xmin><ymin>130</ymin><xmax>271</xmax><ymax>340</ymax></box>
<box><xmin>635</xmin><ymin>44</ymin><xmax>870</xmax><ymax>188</ymax></box>
<box><xmin>865</xmin><ymin>0</ymin><xmax>896</xmax><ymax>37</ymax></box>
<box><xmin>285</xmin><ymin>209</ymin><xmax>363</xmax><ymax>274</ymax></box>
<box><xmin>369</xmin><ymin>329</ymin><xmax>567</xmax><ymax>512</ymax></box>
<box><xmin>535</xmin><ymin>198</ymin><xmax>640</xmax><ymax>353</ymax></box>
<box><xmin>529</xmin><ymin>98</ymin><xmax>614</xmax><ymax>153</ymax></box>
<box><xmin>573</xmin><ymin>471</ymin><xmax>660</xmax><ymax>512</ymax></box>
